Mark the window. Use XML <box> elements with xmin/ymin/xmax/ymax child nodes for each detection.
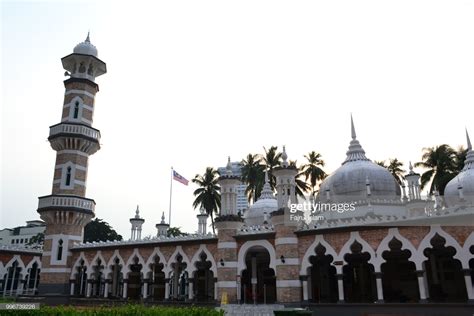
<box><xmin>20</xmin><ymin>239</ymin><xmax>23</xmax><ymax>243</ymax></box>
<box><xmin>65</xmin><ymin>167</ymin><xmax>72</xmax><ymax>186</ymax></box>
<box><xmin>73</xmin><ymin>101</ymin><xmax>80</xmax><ymax>119</ymax></box>
<box><xmin>11</xmin><ymin>240</ymin><xmax>14</xmax><ymax>244</ymax></box>
<box><xmin>57</xmin><ymin>239</ymin><xmax>64</xmax><ymax>261</ymax></box>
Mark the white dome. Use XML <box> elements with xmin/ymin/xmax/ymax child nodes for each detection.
<box><xmin>445</xmin><ymin>131</ymin><xmax>474</xmax><ymax>206</ymax></box>
<box><xmin>73</xmin><ymin>33</ymin><xmax>98</xmax><ymax>57</ymax></box>
<box><xmin>319</xmin><ymin>116</ymin><xmax>400</xmax><ymax>202</ymax></box>
<box><xmin>244</xmin><ymin>173</ymin><xmax>277</xmax><ymax>225</ymax></box>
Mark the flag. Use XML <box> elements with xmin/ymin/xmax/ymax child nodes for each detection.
<box><xmin>173</xmin><ymin>170</ymin><xmax>189</xmax><ymax>185</ymax></box>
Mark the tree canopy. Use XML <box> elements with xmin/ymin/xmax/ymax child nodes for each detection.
<box><xmin>83</xmin><ymin>218</ymin><xmax>123</xmax><ymax>243</ymax></box>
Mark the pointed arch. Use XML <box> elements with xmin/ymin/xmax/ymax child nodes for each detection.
<box><xmin>144</xmin><ymin>247</ymin><xmax>167</xmax><ymax>277</ymax></box>
<box><xmin>165</xmin><ymin>246</ymin><xmax>191</xmax><ymax>276</ymax></box>
<box><xmin>189</xmin><ymin>244</ymin><xmax>217</xmax><ymax>275</ymax></box>
<box><xmin>338</xmin><ymin>231</ymin><xmax>377</xmax><ymax>269</ymax></box>
<box><xmin>237</xmin><ymin>240</ymin><xmax>276</xmax><ymax>275</ymax></box>
<box><xmin>418</xmin><ymin>225</ymin><xmax>466</xmax><ymax>268</ymax></box>
<box><xmin>300</xmin><ymin>235</ymin><xmax>338</xmax><ymax>275</ymax></box>
<box><xmin>4</xmin><ymin>255</ymin><xmax>26</xmax><ymax>272</ymax></box>
<box><xmin>123</xmin><ymin>248</ymin><xmax>146</xmax><ymax>277</ymax></box>
<box><xmin>375</xmin><ymin>228</ymin><xmax>420</xmax><ymax>270</ymax></box>
<box><xmin>105</xmin><ymin>250</ymin><xmax>126</xmax><ymax>277</ymax></box>
<box><xmin>70</xmin><ymin>252</ymin><xmax>90</xmax><ymax>279</ymax></box>
<box><xmin>25</xmin><ymin>256</ymin><xmax>42</xmax><ymax>271</ymax></box>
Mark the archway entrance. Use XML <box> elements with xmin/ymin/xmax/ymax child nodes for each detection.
<box><xmin>169</xmin><ymin>254</ymin><xmax>187</xmax><ymax>301</ymax></box>
<box><xmin>381</xmin><ymin>238</ymin><xmax>419</xmax><ymax>302</ymax></box>
<box><xmin>423</xmin><ymin>234</ymin><xmax>467</xmax><ymax>302</ymax></box>
<box><xmin>148</xmin><ymin>255</ymin><xmax>165</xmax><ymax>300</ymax></box>
<box><xmin>194</xmin><ymin>253</ymin><xmax>215</xmax><ymax>302</ymax></box>
<box><xmin>127</xmin><ymin>257</ymin><xmax>143</xmax><ymax>300</ymax></box>
<box><xmin>240</xmin><ymin>246</ymin><xmax>276</xmax><ymax>304</ymax></box>
<box><xmin>307</xmin><ymin>244</ymin><xmax>338</xmax><ymax>303</ymax></box>
<box><xmin>343</xmin><ymin>241</ymin><xmax>377</xmax><ymax>303</ymax></box>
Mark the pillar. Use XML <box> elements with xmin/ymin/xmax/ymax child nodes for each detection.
<box><xmin>122</xmin><ymin>281</ymin><xmax>128</xmax><ymax>299</ymax></box>
<box><xmin>143</xmin><ymin>281</ymin><xmax>148</xmax><ymax>299</ymax></box>
<box><xmin>165</xmin><ymin>279</ymin><xmax>170</xmax><ymax>299</ymax></box>
<box><xmin>375</xmin><ymin>272</ymin><xmax>384</xmax><ymax>303</ymax></box>
<box><xmin>416</xmin><ymin>270</ymin><xmax>428</xmax><ymax>302</ymax></box>
<box><xmin>104</xmin><ymin>282</ymin><xmax>109</xmax><ymax>298</ymax></box>
<box><xmin>337</xmin><ymin>274</ymin><xmax>344</xmax><ymax>303</ymax></box>
<box><xmin>463</xmin><ymin>269</ymin><xmax>474</xmax><ymax>301</ymax></box>
<box><xmin>70</xmin><ymin>282</ymin><xmax>75</xmax><ymax>296</ymax></box>
<box><xmin>188</xmin><ymin>279</ymin><xmax>194</xmax><ymax>300</ymax></box>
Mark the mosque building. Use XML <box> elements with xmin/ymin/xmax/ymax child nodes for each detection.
<box><xmin>0</xmin><ymin>35</ymin><xmax>473</xmax><ymax>311</ymax></box>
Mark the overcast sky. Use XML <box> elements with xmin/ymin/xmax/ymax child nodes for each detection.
<box><xmin>1</xmin><ymin>0</ymin><xmax>473</xmax><ymax>238</ymax></box>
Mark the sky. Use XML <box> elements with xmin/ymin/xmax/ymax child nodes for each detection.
<box><xmin>1</xmin><ymin>0</ymin><xmax>473</xmax><ymax>238</ymax></box>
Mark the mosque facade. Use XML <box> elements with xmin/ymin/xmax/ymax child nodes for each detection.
<box><xmin>0</xmin><ymin>36</ymin><xmax>473</xmax><ymax>307</ymax></box>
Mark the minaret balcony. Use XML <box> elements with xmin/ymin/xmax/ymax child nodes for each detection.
<box><xmin>48</xmin><ymin>123</ymin><xmax>101</xmax><ymax>154</ymax></box>
<box><xmin>37</xmin><ymin>194</ymin><xmax>95</xmax><ymax>215</ymax></box>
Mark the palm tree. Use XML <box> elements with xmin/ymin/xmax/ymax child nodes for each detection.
<box><xmin>192</xmin><ymin>167</ymin><xmax>221</xmax><ymax>235</ymax></box>
<box><xmin>454</xmin><ymin>146</ymin><xmax>467</xmax><ymax>172</ymax></box>
<box><xmin>241</xmin><ymin>154</ymin><xmax>265</xmax><ymax>203</ymax></box>
<box><xmin>415</xmin><ymin>145</ymin><xmax>458</xmax><ymax>195</ymax></box>
<box><xmin>262</xmin><ymin>146</ymin><xmax>282</xmax><ymax>190</ymax></box>
<box><xmin>387</xmin><ymin>158</ymin><xmax>405</xmax><ymax>186</ymax></box>
<box><xmin>301</xmin><ymin>151</ymin><xmax>327</xmax><ymax>196</ymax></box>
<box><xmin>289</xmin><ymin>161</ymin><xmax>311</xmax><ymax>199</ymax></box>
<box><xmin>375</xmin><ymin>160</ymin><xmax>387</xmax><ymax>168</ymax></box>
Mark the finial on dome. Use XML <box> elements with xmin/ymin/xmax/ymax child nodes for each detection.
<box><xmin>86</xmin><ymin>31</ymin><xmax>90</xmax><ymax>43</ymax></box>
<box><xmin>282</xmin><ymin>145</ymin><xmax>289</xmax><ymax>167</ymax></box>
<box><xmin>226</xmin><ymin>156</ymin><xmax>233</xmax><ymax>175</ymax></box>
<box><xmin>258</xmin><ymin>171</ymin><xmax>275</xmax><ymax>200</ymax></box>
<box><xmin>135</xmin><ymin>205</ymin><xmax>140</xmax><ymax>218</ymax></box>
<box><xmin>466</xmin><ymin>128</ymin><xmax>472</xmax><ymax>150</ymax></box>
<box><xmin>161</xmin><ymin>211</ymin><xmax>165</xmax><ymax>224</ymax></box>
<box><xmin>351</xmin><ymin>114</ymin><xmax>357</xmax><ymax>140</ymax></box>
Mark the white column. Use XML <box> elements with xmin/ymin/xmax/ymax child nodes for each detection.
<box><xmin>375</xmin><ymin>273</ymin><xmax>384</xmax><ymax>302</ymax></box>
<box><xmin>104</xmin><ymin>282</ymin><xmax>109</xmax><ymax>298</ymax></box>
<box><xmin>416</xmin><ymin>271</ymin><xmax>428</xmax><ymax>301</ymax></box>
<box><xmin>122</xmin><ymin>282</ymin><xmax>128</xmax><ymax>299</ymax></box>
<box><xmin>251</xmin><ymin>255</ymin><xmax>257</xmax><ymax>304</ymax></box>
<box><xmin>143</xmin><ymin>282</ymin><xmax>148</xmax><ymax>299</ymax></box>
<box><xmin>337</xmin><ymin>274</ymin><xmax>344</xmax><ymax>302</ymax></box>
<box><xmin>188</xmin><ymin>281</ymin><xmax>193</xmax><ymax>300</ymax></box>
<box><xmin>70</xmin><ymin>282</ymin><xmax>75</xmax><ymax>295</ymax></box>
<box><xmin>16</xmin><ymin>279</ymin><xmax>24</xmax><ymax>295</ymax></box>
<box><xmin>86</xmin><ymin>281</ymin><xmax>92</xmax><ymax>297</ymax></box>
<box><xmin>464</xmin><ymin>271</ymin><xmax>474</xmax><ymax>300</ymax></box>
<box><xmin>165</xmin><ymin>281</ymin><xmax>170</xmax><ymax>299</ymax></box>
<box><xmin>302</xmin><ymin>278</ymin><xmax>308</xmax><ymax>301</ymax></box>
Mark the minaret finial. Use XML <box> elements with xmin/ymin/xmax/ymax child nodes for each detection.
<box><xmin>351</xmin><ymin>114</ymin><xmax>356</xmax><ymax>140</ymax></box>
<box><xmin>135</xmin><ymin>205</ymin><xmax>140</xmax><ymax>218</ymax></box>
<box><xmin>466</xmin><ymin>128</ymin><xmax>472</xmax><ymax>150</ymax></box>
<box><xmin>161</xmin><ymin>211</ymin><xmax>165</xmax><ymax>223</ymax></box>
<box><xmin>281</xmin><ymin>145</ymin><xmax>288</xmax><ymax>167</ymax></box>
<box><xmin>86</xmin><ymin>31</ymin><xmax>90</xmax><ymax>43</ymax></box>
<box><xmin>226</xmin><ymin>156</ymin><xmax>233</xmax><ymax>176</ymax></box>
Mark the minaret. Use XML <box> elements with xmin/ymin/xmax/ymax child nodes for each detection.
<box><xmin>130</xmin><ymin>206</ymin><xmax>145</xmax><ymax>240</ymax></box>
<box><xmin>405</xmin><ymin>161</ymin><xmax>421</xmax><ymax>200</ymax></box>
<box><xmin>37</xmin><ymin>34</ymin><xmax>106</xmax><ymax>296</ymax></box>
<box><xmin>156</xmin><ymin>212</ymin><xmax>170</xmax><ymax>237</ymax></box>
<box><xmin>271</xmin><ymin>146</ymin><xmax>302</xmax><ymax>303</ymax></box>
<box><xmin>196</xmin><ymin>207</ymin><xmax>209</xmax><ymax>235</ymax></box>
<box><xmin>219</xmin><ymin>157</ymin><xmax>241</xmax><ymax>216</ymax></box>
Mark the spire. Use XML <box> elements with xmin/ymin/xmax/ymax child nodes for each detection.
<box><xmin>351</xmin><ymin>114</ymin><xmax>356</xmax><ymax>140</ymax></box>
<box><xmin>85</xmin><ymin>31</ymin><xmax>90</xmax><ymax>43</ymax></box>
<box><xmin>466</xmin><ymin>128</ymin><xmax>472</xmax><ymax>150</ymax></box>
<box><xmin>281</xmin><ymin>145</ymin><xmax>289</xmax><ymax>167</ymax></box>
<box><xmin>161</xmin><ymin>211</ymin><xmax>166</xmax><ymax>224</ymax></box>
<box><xmin>258</xmin><ymin>171</ymin><xmax>275</xmax><ymax>200</ymax></box>
<box><xmin>462</xmin><ymin>128</ymin><xmax>474</xmax><ymax>171</ymax></box>
<box><xmin>135</xmin><ymin>205</ymin><xmax>140</xmax><ymax>218</ymax></box>
<box><xmin>343</xmin><ymin>115</ymin><xmax>370</xmax><ymax>164</ymax></box>
<box><xmin>226</xmin><ymin>156</ymin><xmax>233</xmax><ymax>176</ymax></box>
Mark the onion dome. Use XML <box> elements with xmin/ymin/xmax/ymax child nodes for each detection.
<box><xmin>244</xmin><ymin>171</ymin><xmax>277</xmax><ymax>225</ymax></box>
<box><xmin>445</xmin><ymin>129</ymin><xmax>474</xmax><ymax>206</ymax></box>
<box><xmin>73</xmin><ymin>32</ymin><xmax>98</xmax><ymax>57</ymax></box>
<box><xmin>319</xmin><ymin>115</ymin><xmax>400</xmax><ymax>202</ymax></box>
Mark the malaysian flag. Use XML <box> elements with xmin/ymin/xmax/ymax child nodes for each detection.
<box><xmin>173</xmin><ymin>170</ymin><xmax>189</xmax><ymax>185</ymax></box>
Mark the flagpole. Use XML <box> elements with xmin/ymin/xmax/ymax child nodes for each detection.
<box><xmin>169</xmin><ymin>166</ymin><xmax>173</xmax><ymax>227</ymax></box>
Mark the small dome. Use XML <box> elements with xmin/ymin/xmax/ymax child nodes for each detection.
<box><xmin>319</xmin><ymin>116</ymin><xmax>400</xmax><ymax>202</ymax></box>
<box><xmin>445</xmin><ymin>130</ymin><xmax>474</xmax><ymax>206</ymax></box>
<box><xmin>73</xmin><ymin>33</ymin><xmax>98</xmax><ymax>57</ymax></box>
<box><xmin>244</xmin><ymin>172</ymin><xmax>277</xmax><ymax>225</ymax></box>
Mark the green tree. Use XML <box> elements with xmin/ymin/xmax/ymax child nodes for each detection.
<box><xmin>289</xmin><ymin>160</ymin><xmax>311</xmax><ymax>199</ymax></box>
<box><xmin>262</xmin><ymin>146</ymin><xmax>282</xmax><ymax>190</ymax></box>
<box><xmin>415</xmin><ymin>144</ymin><xmax>458</xmax><ymax>195</ymax></box>
<box><xmin>375</xmin><ymin>160</ymin><xmax>387</xmax><ymax>167</ymax></box>
<box><xmin>84</xmin><ymin>218</ymin><xmax>123</xmax><ymax>243</ymax></box>
<box><xmin>167</xmin><ymin>227</ymin><xmax>188</xmax><ymax>237</ymax></box>
<box><xmin>192</xmin><ymin>167</ymin><xmax>221</xmax><ymax>235</ymax></box>
<box><xmin>241</xmin><ymin>153</ymin><xmax>265</xmax><ymax>203</ymax></box>
<box><xmin>454</xmin><ymin>146</ymin><xmax>467</xmax><ymax>172</ymax></box>
<box><xmin>301</xmin><ymin>151</ymin><xmax>327</xmax><ymax>196</ymax></box>
<box><xmin>26</xmin><ymin>232</ymin><xmax>44</xmax><ymax>248</ymax></box>
<box><xmin>386</xmin><ymin>158</ymin><xmax>405</xmax><ymax>186</ymax></box>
